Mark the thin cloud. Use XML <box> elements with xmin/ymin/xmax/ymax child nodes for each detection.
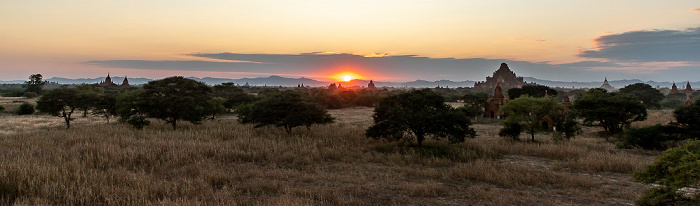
<box><xmin>513</xmin><ymin>38</ymin><xmax>546</xmax><ymax>42</ymax></box>
<box><xmin>692</xmin><ymin>8</ymin><xmax>700</xmax><ymax>12</ymax></box>
<box><xmin>579</xmin><ymin>27</ymin><xmax>700</xmax><ymax>62</ymax></box>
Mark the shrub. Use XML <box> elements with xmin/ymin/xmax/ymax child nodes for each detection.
<box><xmin>16</xmin><ymin>102</ymin><xmax>35</xmax><ymax>115</ymax></box>
<box><xmin>634</xmin><ymin>140</ymin><xmax>700</xmax><ymax>205</ymax></box>
<box><xmin>0</xmin><ymin>105</ymin><xmax>4</xmax><ymax>113</ymax></box>
<box><xmin>499</xmin><ymin>119</ymin><xmax>522</xmax><ymax>140</ymax></box>
<box><xmin>617</xmin><ymin>124</ymin><xmax>682</xmax><ymax>150</ymax></box>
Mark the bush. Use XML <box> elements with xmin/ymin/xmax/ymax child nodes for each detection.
<box><xmin>16</xmin><ymin>102</ymin><xmax>35</xmax><ymax>115</ymax></box>
<box><xmin>617</xmin><ymin>124</ymin><xmax>682</xmax><ymax>150</ymax></box>
<box><xmin>634</xmin><ymin>140</ymin><xmax>700</xmax><ymax>205</ymax></box>
<box><xmin>0</xmin><ymin>105</ymin><xmax>4</xmax><ymax>113</ymax></box>
<box><xmin>499</xmin><ymin>120</ymin><xmax>522</xmax><ymax>140</ymax></box>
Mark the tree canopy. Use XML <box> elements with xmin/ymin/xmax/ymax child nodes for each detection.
<box><xmin>139</xmin><ymin>76</ymin><xmax>213</xmax><ymax>130</ymax></box>
<box><xmin>633</xmin><ymin>140</ymin><xmax>700</xmax><ymax>205</ymax></box>
<box><xmin>618</xmin><ymin>83</ymin><xmax>664</xmax><ymax>109</ymax></box>
<box><xmin>573</xmin><ymin>88</ymin><xmax>647</xmax><ymax>134</ymax></box>
<box><xmin>366</xmin><ymin>89</ymin><xmax>476</xmax><ymax>146</ymax></box>
<box><xmin>24</xmin><ymin>74</ymin><xmax>47</xmax><ymax>95</ymax></box>
<box><xmin>212</xmin><ymin>82</ymin><xmax>256</xmax><ymax>110</ymax></box>
<box><xmin>36</xmin><ymin>88</ymin><xmax>80</xmax><ymax>129</ymax></box>
<box><xmin>458</xmin><ymin>92</ymin><xmax>489</xmax><ymax>119</ymax></box>
<box><xmin>237</xmin><ymin>90</ymin><xmax>334</xmax><ymax>133</ymax></box>
<box><xmin>499</xmin><ymin>95</ymin><xmax>564</xmax><ymax>141</ymax></box>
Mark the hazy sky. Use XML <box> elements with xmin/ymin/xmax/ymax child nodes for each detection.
<box><xmin>1</xmin><ymin>1</ymin><xmax>699</xmax><ymax>82</ymax></box>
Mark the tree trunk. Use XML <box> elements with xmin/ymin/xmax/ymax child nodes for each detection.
<box><xmin>171</xmin><ymin>120</ymin><xmax>177</xmax><ymax>130</ymax></box>
<box><xmin>416</xmin><ymin>133</ymin><xmax>425</xmax><ymax>147</ymax></box>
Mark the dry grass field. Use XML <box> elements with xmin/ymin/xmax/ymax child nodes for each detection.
<box><xmin>0</xmin><ymin>106</ymin><xmax>663</xmax><ymax>205</ymax></box>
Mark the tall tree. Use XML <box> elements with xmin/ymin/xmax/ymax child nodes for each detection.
<box><xmin>366</xmin><ymin>89</ymin><xmax>476</xmax><ymax>146</ymax></box>
<box><xmin>574</xmin><ymin>88</ymin><xmax>647</xmax><ymax>134</ymax></box>
<box><xmin>237</xmin><ymin>90</ymin><xmax>334</xmax><ymax>133</ymax></box>
<box><xmin>92</xmin><ymin>92</ymin><xmax>118</xmax><ymax>123</ymax></box>
<box><xmin>618</xmin><ymin>83</ymin><xmax>664</xmax><ymax>109</ymax></box>
<box><xmin>74</xmin><ymin>84</ymin><xmax>103</xmax><ymax>117</ymax></box>
<box><xmin>36</xmin><ymin>88</ymin><xmax>80</xmax><ymax>129</ymax></box>
<box><xmin>499</xmin><ymin>95</ymin><xmax>564</xmax><ymax>141</ymax></box>
<box><xmin>140</xmin><ymin>76</ymin><xmax>213</xmax><ymax>130</ymax></box>
<box><xmin>24</xmin><ymin>74</ymin><xmax>47</xmax><ymax>94</ymax></box>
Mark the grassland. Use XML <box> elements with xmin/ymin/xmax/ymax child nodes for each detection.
<box><xmin>0</xmin><ymin>105</ymin><xmax>662</xmax><ymax>205</ymax></box>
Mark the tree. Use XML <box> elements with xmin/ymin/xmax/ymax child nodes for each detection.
<box><xmin>24</xmin><ymin>74</ymin><xmax>46</xmax><ymax>94</ymax></box>
<box><xmin>365</xmin><ymin>89</ymin><xmax>476</xmax><ymax>146</ymax></box>
<box><xmin>499</xmin><ymin>95</ymin><xmax>564</xmax><ymax>141</ymax></box>
<box><xmin>237</xmin><ymin>90</ymin><xmax>334</xmax><ymax>133</ymax></box>
<box><xmin>138</xmin><ymin>76</ymin><xmax>212</xmax><ymax>130</ymax></box>
<box><xmin>507</xmin><ymin>85</ymin><xmax>557</xmax><ymax>99</ymax></box>
<box><xmin>116</xmin><ymin>89</ymin><xmax>150</xmax><ymax>129</ymax></box>
<box><xmin>92</xmin><ymin>92</ymin><xmax>118</xmax><ymax>123</ymax></box>
<box><xmin>619</xmin><ymin>83</ymin><xmax>664</xmax><ymax>109</ymax></box>
<box><xmin>458</xmin><ymin>92</ymin><xmax>489</xmax><ymax>119</ymax></box>
<box><xmin>673</xmin><ymin>99</ymin><xmax>700</xmax><ymax>138</ymax></box>
<box><xmin>633</xmin><ymin>140</ymin><xmax>700</xmax><ymax>205</ymax></box>
<box><xmin>74</xmin><ymin>84</ymin><xmax>102</xmax><ymax>117</ymax></box>
<box><xmin>574</xmin><ymin>88</ymin><xmax>647</xmax><ymax>134</ymax></box>
<box><xmin>206</xmin><ymin>97</ymin><xmax>227</xmax><ymax>120</ymax></box>
<box><xmin>36</xmin><ymin>88</ymin><xmax>79</xmax><ymax>129</ymax></box>
<box><xmin>212</xmin><ymin>83</ymin><xmax>256</xmax><ymax>110</ymax></box>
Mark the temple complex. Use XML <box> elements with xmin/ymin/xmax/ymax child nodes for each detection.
<box><xmin>367</xmin><ymin>80</ymin><xmax>376</xmax><ymax>89</ymax></box>
<box><xmin>98</xmin><ymin>73</ymin><xmax>130</xmax><ymax>87</ymax></box>
<box><xmin>474</xmin><ymin>63</ymin><xmax>528</xmax><ymax>89</ymax></box>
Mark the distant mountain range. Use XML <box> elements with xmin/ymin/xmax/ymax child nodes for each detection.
<box><xmin>1</xmin><ymin>76</ymin><xmax>697</xmax><ymax>89</ymax></box>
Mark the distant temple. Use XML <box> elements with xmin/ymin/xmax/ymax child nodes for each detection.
<box><xmin>685</xmin><ymin>81</ymin><xmax>693</xmax><ymax>94</ymax></box>
<box><xmin>670</xmin><ymin>82</ymin><xmax>679</xmax><ymax>94</ymax></box>
<box><xmin>484</xmin><ymin>83</ymin><xmax>507</xmax><ymax>118</ymax></box>
<box><xmin>474</xmin><ymin>63</ymin><xmax>528</xmax><ymax>89</ymax></box>
<box><xmin>599</xmin><ymin>77</ymin><xmax>615</xmax><ymax>91</ymax></box>
<box><xmin>99</xmin><ymin>73</ymin><xmax>130</xmax><ymax>87</ymax></box>
<box><xmin>367</xmin><ymin>80</ymin><xmax>376</xmax><ymax>89</ymax></box>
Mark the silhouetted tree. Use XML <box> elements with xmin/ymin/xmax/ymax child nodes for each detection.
<box><xmin>140</xmin><ymin>76</ymin><xmax>213</xmax><ymax>130</ymax></box>
<box><xmin>574</xmin><ymin>88</ymin><xmax>647</xmax><ymax>134</ymax></box>
<box><xmin>458</xmin><ymin>92</ymin><xmax>489</xmax><ymax>119</ymax></box>
<box><xmin>74</xmin><ymin>84</ymin><xmax>102</xmax><ymax>117</ymax></box>
<box><xmin>366</xmin><ymin>89</ymin><xmax>476</xmax><ymax>146</ymax></box>
<box><xmin>116</xmin><ymin>89</ymin><xmax>150</xmax><ymax>129</ymax></box>
<box><xmin>36</xmin><ymin>88</ymin><xmax>80</xmax><ymax>129</ymax></box>
<box><xmin>619</xmin><ymin>83</ymin><xmax>664</xmax><ymax>109</ymax></box>
<box><xmin>499</xmin><ymin>95</ymin><xmax>564</xmax><ymax>141</ymax></box>
<box><xmin>92</xmin><ymin>92</ymin><xmax>118</xmax><ymax>123</ymax></box>
<box><xmin>24</xmin><ymin>74</ymin><xmax>46</xmax><ymax>94</ymax></box>
<box><xmin>237</xmin><ymin>90</ymin><xmax>334</xmax><ymax>133</ymax></box>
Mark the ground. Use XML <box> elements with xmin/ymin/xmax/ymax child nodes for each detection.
<box><xmin>0</xmin><ymin>99</ymin><xmax>662</xmax><ymax>205</ymax></box>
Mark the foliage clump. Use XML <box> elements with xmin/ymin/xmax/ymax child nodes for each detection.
<box><xmin>366</xmin><ymin>89</ymin><xmax>476</xmax><ymax>146</ymax></box>
<box><xmin>498</xmin><ymin>95</ymin><xmax>565</xmax><ymax>141</ymax></box>
<box><xmin>574</xmin><ymin>88</ymin><xmax>647</xmax><ymax>134</ymax></box>
<box><xmin>237</xmin><ymin>90</ymin><xmax>334</xmax><ymax>133</ymax></box>
<box><xmin>36</xmin><ymin>88</ymin><xmax>80</xmax><ymax>129</ymax></box>
<box><xmin>16</xmin><ymin>102</ymin><xmax>35</xmax><ymax>115</ymax></box>
<box><xmin>634</xmin><ymin>140</ymin><xmax>700</xmax><ymax>205</ymax></box>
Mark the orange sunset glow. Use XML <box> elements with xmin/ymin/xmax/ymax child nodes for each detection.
<box><xmin>333</xmin><ymin>72</ymin><xmax>363</xmax><ymax>82</ymax></box>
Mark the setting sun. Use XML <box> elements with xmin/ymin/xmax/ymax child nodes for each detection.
<box><xmin>333</xmin><ymin>72</ymin><xmax>363</xmax><ymax>82</ymax></box>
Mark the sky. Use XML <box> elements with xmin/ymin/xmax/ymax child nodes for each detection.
<box><xmin>1</xmin><ymin>1</ymin><xmax>699</xmax><ymax>82</ymax></box>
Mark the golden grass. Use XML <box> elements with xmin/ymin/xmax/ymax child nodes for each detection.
<box><xmin>0</xmin><ymin>109</ymin><xmax>660</xmax><ymax>205</ymax></box>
